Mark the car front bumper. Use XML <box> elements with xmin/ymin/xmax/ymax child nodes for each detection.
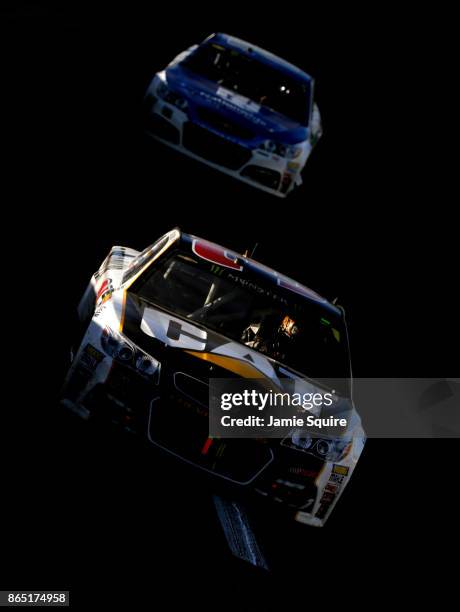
<box><xmin>145</xmin><ymin>97</ymin><xmax>307</xmax><ymax>197</ymax></box>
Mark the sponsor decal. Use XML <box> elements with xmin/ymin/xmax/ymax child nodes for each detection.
<box><xmin>192</xmin><ymin>238</ymin><xmax>243</xmax><ymax>271</ymax></box>
<box><xmin>216</xmin><ymin>86</ymin><xmax>261</xmax><ymax>113</ymax></box>
<box><xmin>197</xmin><ymin>90</ymin><xmax>267</xmax><ymax>126</ymax></box>
<box><xmin>315</xmin><ymin>492</ymin><xmax>336</xmax><ymax>519</ymax></box>
<box><xmin>80</xmin><ymin>343</ymin><xmax>105</xmax><ymax>370</ymax></box>
<box><xmin>319</xmin><ymin>491</ymin><xmax>335</xmax><ymax>504</ymax></box>
<box><xmin>332</xmin><ymin>464</ymin><xmax>349</xmax><ymax>476</ymax></box>
<box><xmin>225</xmin><ymin>272</ymin><xmax>288</xmax><ymax>305</ymax></box>
<box><xmin>329</xmin><ymin>473</ymin><xmax>346</xmax><ymax>484</ymax></box>
<box><xmin>315</xmin><ymin>464</ymin><xmax>349</xmax><ymax>520</ymax></box>
<box><xmin>133</xmin><ymin>303</ymin><xmax>276</xmax><ymax>381</ymax></box>
<box><xmin>191</xmin><ymin>239</ymin><xmax>328</xmax><ymax>310</ymax></box>
<box><xmin>96</xmin><ymin>278</ymin><xmax>114</xmax><ymax>306</ymax></box>
<box><xmin>141</xmin><ymin>307</ymin><xmax>207</xmax><ymax>351</ymax></box>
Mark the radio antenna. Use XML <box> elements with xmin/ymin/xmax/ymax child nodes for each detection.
<box><xmin>243</xmin><ymin>243</ymin><xmax>259</xmax><ymax>258</ymax></box>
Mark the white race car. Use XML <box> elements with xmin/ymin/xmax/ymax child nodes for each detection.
<box><xmin>144</xmin><ymin>33</ymin><xmax>322</xmax><ymax>197</ymax></box>
<box><xmin>61</xmin><ymin>229</ymin><xmax>365</xmax><ymax>527</ymax></box>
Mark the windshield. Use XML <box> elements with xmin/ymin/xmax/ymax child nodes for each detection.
<box><xmin>133</xmin><ymin>253</ymin><xmax>350</xmax><ymax>385</ymax></box>
<box><xmin>181</xmin><ymin>43</ymin><xmax>311</xmax><ymax>125</ymax></box>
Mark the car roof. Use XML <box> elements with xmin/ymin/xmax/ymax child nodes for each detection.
<box><xmin>179</xmin><ymin>231</ymin><xmax>340</xmax><ymax>316</ymax></box>
<box><xmin>203</xmin><ymin>33</ymin><xmax>313</xmax><ymax>85</ymax></box>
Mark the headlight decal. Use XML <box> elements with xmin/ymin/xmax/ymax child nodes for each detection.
<box><xmin>101</xmin><ymin>327</ymin><xmax>161</xmax><ymax>383</ymax></box>
<box><xmin>260</xmin><ymin>140</ymin><xmax>304</xmax><ymax>159</ymax></box>
<box><xmin>156</xmin><ymin>80</ymin><xmax>188</xmax><ymax>111</ymax></box>
<box><xmin>282</xmin><ymin>433</ymin><xmax>352</xmax><ymax>462</ymax></box>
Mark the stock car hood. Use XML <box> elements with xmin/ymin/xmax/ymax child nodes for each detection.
<box><xmin>165</xmin><ymin>64</ymin><xmax>308</xmax><ymax>145</ymax></box>
<box><xmin>122</xmin><ymin>295</ymin><xmax>282</xmax><ymax>384</ymax></box>
<box><xmin>121</xmin><ymin>296</ymin><xmax>356</xmax><ymax>427</ymax></box>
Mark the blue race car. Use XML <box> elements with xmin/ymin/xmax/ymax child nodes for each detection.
<box><xmin>144</xmin><ymin>33</ymin><xmax>322</xmax><ymax>197</ymax></box>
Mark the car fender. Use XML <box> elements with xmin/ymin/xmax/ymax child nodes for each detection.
<box><xmin>77</xmin><ymin>246</ymin><xmax>139</xmax><ymax>324</ymax></box>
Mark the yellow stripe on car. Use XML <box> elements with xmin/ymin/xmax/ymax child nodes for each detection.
<box><xmin>185</xmin><ymin>351</ymin><xmax>267</xmax><ymax>379</ymax></box>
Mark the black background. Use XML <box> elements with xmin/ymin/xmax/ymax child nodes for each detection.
<box><xmin>1</xmin><ymin>3</ymin><xmax>457</xmax><ymax>608</ymax></box>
